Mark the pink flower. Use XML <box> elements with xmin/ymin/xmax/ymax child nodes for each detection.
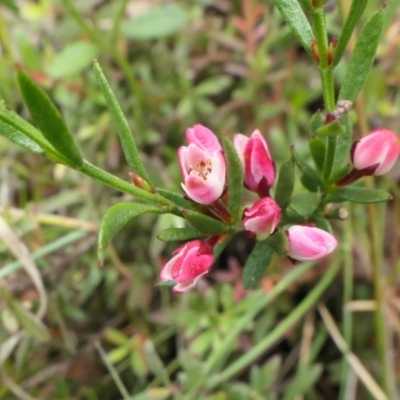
<box><xmin>179</xmin><ymin>125</ymin><xmax>226</xmax><ymax>205</ymax></box>
<box><xmin>160</xmin><ymin>240</ymin><xmax>214</xmax><ymax>293</ymax></box>
<box><xmin>352</xmin><ymin>129</ymin><xmax>399</xmax><ymax>175</ymax></box>
<box><xmin>234</xmin><ymin>130</ymin><xmax>276</xmax><ymax>197</ymax></box>
<box><xmin>242</xmin><ymin>197</ymin><xmax>281</xmax><ymax>240</ymax></box>
<box><xmin>286</xmin><ymin>225</ymin><xmax>338</xmax><ymax>262</ymax></box>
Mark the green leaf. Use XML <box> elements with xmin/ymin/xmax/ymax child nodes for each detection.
<box><xmin>338</xmin><ymin>7</ymin><xmax>385</xmax><ymax>102</ymax></box>
<box><xmin>317</xmin><ymin>121</ymin><xmax>345</xmax><ymax>137</ymax></box>
<box><xmin>283</xmin><ymin>365</ymin><xmax>323</xmax><ymax>400</ymax></box>
<box><xmin>0</xmin><ymin>115</ymin><xmax>44</xmax><ymax>155</ymax></box>
<box><xmin>311</xmin><ymin>217</ymin><xmax>332</xmax><ymax>233</ymax></box>
<box><xmin>289</xmin><ymin>193</ymin><xmax>320</xmax><ymax>216</ymax></box>
<box><xmin>121</xmin><ymin>4</ymin><xmax>189</xmax><ymax>40</ymax></box>
<box><xmin>331</xmin><ymin>186</ymin><xmax>392</xmax><ymax>204</ymax></box>
<box><xmin>309</xmin><ymin>136</ymin><xmax>325</xmax><ymax>171</ymax></box>
<box><xmin>17</xmin><ymin>70</ymin><xmax>83</xmax><ymax>167</ymax></box>
<box><xmin>265</xmin><ymin>230</ymin><xmax>288</xmax><ymax>257</ymax></box>
<box><xmin>291</xmin><ymin>146</ymin><xmax>322</xmax><ymax>191</ymax></box>
<box><xmin>98</xmin><ymin>202</ymin><xmax>163</xmax><ymax>263</ymax></box>
<box><xmin>309</xmin><ymin>111</ymin><xmax>324</xmax><ymax>137</ymax></box>
<box><xmin>0</xmin><ymin>290</ymin><xmax>51</xmax><ymax>343</ymax></box>
<box><xmin>274</xmin><ymin>159</ymin><xmax>295</xmax><ymax>211</ymax></box>
<box><xmin>243</xmin><ymin>241</ymin><xmax>274</xmax><ymax>289</ymax></box>
<box><xmin>157</xmin><ymin>227</ymin><xmax>201</xmax><ymax>242</ymax></box>
<box><xmin>329</xmin><ymin>114</ymin><xmax>352</xmax><ymax>183</ymax></box>
<box><xmin>195</xmin><ymin>76</ymin><xmax>233</xmax><ymax>96</ymax></box>
<box><xmin>182</xmin><ymin>210</ymin><xmax>230</xmax><ymax>235</ymax></box>
<box><xmin>93</xmin><ymin>61</ymin><xmax>152</xmax><ymax>185</ymax></box>
<box><xmin>272</xmin><ymin>0</ymin><xmax>315</xmax><ymax>57</ymax></box>
<box><xmin>2</xmin><ymin>0</ymin><xmax>18</xmax><ymax>13</ymax></box>
<box><xmin>47</xmin><ymin>41</ymin><xmax>99</xmax><ymax>79</ymax></box>
<box><xmin>333</xmin><ymin>0</ymin><xmax>368</xmax><ymax>67</ymax></box>
<box><xmin>156</xmin><ymin>189</ymin><xmax>199</xmax><ymax>212</ymax></box>
<box><xmin>223</xmin><ymin>135</ymin><xmax>244</xmax><ymax>221</ymax></box>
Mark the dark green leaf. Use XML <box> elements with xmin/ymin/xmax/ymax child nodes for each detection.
<box><xmin>243</xmin><ymin>241</ymin><xmax>274</xmax><ymax>289</ymax></box>
<box><xmin>291</xmin><ymin>146</ymin><xmax>322</xmax><ymax>191</ymax></box>
<box><xmin>272</xmin><ymin>0</ymin><xmax>315</xmax><ymax>56</ymax></box>
<box><xmin>223</xmin><ymin>135</ymin><xmax>244</xmax><ymax>221</ymax></box>
<box><xmin>330</xmin><ymin>186</ymin><xmax>392</xmax><ymax>204</ymax></box>
<box><xmin>333</xmin><ymin>0</ymin><xmax>368</xmax><ymax>67</ymax></box>
<box><xmin>182</xmin><ymin>210</ymin><xmax>230</xmax><ymax>235</ymax></box>
<box><xmin>289</xmin><ymin>193</ymin><xmax>320</xmax><ymax>216</ymax></box>
<box><xmin>265</xmin><ymin>230</ymin><xmax>288</xmax><ymax>257</ymax></box>
<box><xmin>98</xmin><ymin>202</ymin><xmax>163</xmax><ymax>263</ymax></box>
<box><xmin>283</xmin><ymin>365</ymin><xmax>323</xmax><ymax>400</ymax></box>
<box><xmin>311</xmin><ymin>217</ymin><xmax>332</xmax><ymax>233</ymax></box>
<box><xmin>17</xmin><ymin>70</ymin><xmax>83</xmax><ymax>167</ymax></box>
<box><xmin>329</xmin><ymin>114</ymin><xmax>352</xmax><ymax>183</ymax></box>
<box><xmin>338</xmin><ymin>7</ymin><xmax>385</xmax><ymax>102</ymax></box>
<box><xmin>213</xmin><ymin>235</ymin><xmax>232</xmax><ymax>259</ymax></box>
<box><xmin>274</xmin><ymin>159</ymin><xmax>295</xmax><ymax>211</ymax></box>
<box><xmin>309</xmin><ymin>111</ymin><xmax>324</xmax><ymax>137</ymax></box>
<box><xmin>309</xmin><ymin>137</ymin><xmax>325</xmax><ymax>171</ymax></box>
<box><xmin>93</xmin><ymin>61</ymin><xmax>152</xmax><ymax>185</ymax></box>
<box><xmin>317</xmin><ymin>121</ymin><xmax>345</xmax><ymax>137</ymax></box>
<box><xmin>121</xmin><ymin>4</ymin><xmax>189</xmax><ymax>40</ymax></box>
<box><xmin>195</xmin><ymin>76</ymin><xmax>233</xmax><ymax>96</ymax></box>
<box><xmin>47</xmin><ymin>42</ymin><xmax>99</xmax><ymax>78</ymax></box>
<box><xmin>157</xmin><ymin>227</ymin><xmax>201</xmax><ymax>242</ymax></box>
<box><xmin>156</xmin><ymin>189</ymin><xmax>199</xmax><ymax>211</ymax></box>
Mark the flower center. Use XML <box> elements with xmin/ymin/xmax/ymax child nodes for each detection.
<box><xmin>190</xmin><ymin>158</ymin><xmax>212</xmax><ymax>179</ymax></box>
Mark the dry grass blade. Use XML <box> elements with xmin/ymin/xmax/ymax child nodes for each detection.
<box><xmin>0</xmin><ymin>215</ymin><xmax>47</xmax><ymax>318</ymax></box>
<box><xmin>318</xmin><ymin>304</ymin><xmax>388</xmax><ymax>400</ymax></box>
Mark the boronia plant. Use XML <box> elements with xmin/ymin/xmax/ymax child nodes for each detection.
<box><xmin>0</xmin><ymin>0</ymin><xmax>399</xmax><ymax>395</ymax></box>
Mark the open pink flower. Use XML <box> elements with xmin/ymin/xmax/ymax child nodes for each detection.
<box><xmin>286</xmin><ymin>225</ymin><xmax>337</xmax><ymax>262</ymax></box>
<box><xmin>352</xmin><ymin>129</ymin><xmax>399</xmax><ymax>175</ymax></box>
<box><xmin>179</xmin><ymin>125</ymin><xmax>226</xmax><ymax>205</ymax></box>
<box><xmin>160</xmin><ymin>240</ymin><xmax>214</xmax><ymax>293</ymax></box>
<box><xmin>234</xmin><ymin>130</ymin><xmax>276</xmax><ymax>197</ymax></box>
<box><xmin>242</xmin><ymin>197</ymin><xmax>281</xmax><ymax>240</ymax></box>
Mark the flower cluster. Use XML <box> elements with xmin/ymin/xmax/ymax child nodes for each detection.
<box><xmin>160</xmin><ymin>124</ymin><xmax>341</xmax><ymax>293</ymax></box>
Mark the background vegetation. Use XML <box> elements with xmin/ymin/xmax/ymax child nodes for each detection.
<box><xmin>0</xmin><ymin>0</ymin><xmax>399</xmax><ymax>399</ymax></box>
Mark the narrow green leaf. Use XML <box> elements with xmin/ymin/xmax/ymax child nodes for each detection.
<box><xmin>309</xmin><ymin>111</ymin><xmax>324</xmax><ymax>137</ymax></box>
<box><xmin>93</xmin><ymin>61</ymin><xmax>152</xmax><ymax>185</ymax></box>
<box><xmin>0</xmin><ymin>291</ymin><xmax>51</xmax><ymax>343</ymax></box>
<box><xmin>223</xmin><ymin>135</ymin><xmax>244</xmax><ymax>221</ymax></box>
<box><xmin>156</xmin><ymin>189</ymin><xmax>199</xmax><ymax>211</ymax></box>
<box><xmin>289</xmin><ymin>193</ymin><xmax>320</xmax><ymax>216</ymax></box>
<box><xmin>272</xmin><ymin>0</ymin><xmax>315</xmax><ymax>56</ymax></box>
<box><xmin>157</xmin><ymin>227</ymin><xmax>201</xmax><ymax>242</ymax></box>
<box><xmin>309</xmin><ymin>137</ymin><xmax>326</xmax><ymax>171</ymax></box>
<box><xmin>265</xmin><ymin>230</ymin><xmax>288</xmax><ymax>257</ymax></box>
<box><xmin>98</xmin><ymin>202</ymin><xmax>163</xmax><ymax>263</ymax></box>
<box><xmin>291</xmin><ymin>146</ymin><xmax>322</xmax><ymax>190</ymax></box>
<box><xmin>243</xmin><ymin>241</ymin><xmax>274</xmax><ymax>290</ymax></box>
<box><xmin>333</xmin><ymin>0</ymin><xmax>368</xmax><ymax>67</ymax></box>
<box><xmin>0</xmin><ymin>116</ymin><xmax>44</xmax><ymax>155</ymax></box>
<box><xmin>274</xmin><ymin>159</ymin><xmax>295</xmax><ymax>211</ymax></box>
<box><xmin>338</xmin><ymin>7</ymin><xmax>385</xmax><ymax>102</ymax></box>
<box><xmin>329</xmin><ymin>114</ymin><xmax>352</xmax><ymax>183</ymax></box>
<box><xmin>283</xmin><ymin>364</ymin><xmax>323</xmax><ymax>400</ymax></box>
<box><xmin>331</xmin><ymin>186</ymin><xmax>392</xmax><ymax>204</ymax></box>
<box><xmin>195</xmin><ymin>76</ymin><xmax>233</xmax><ymax>96</ymax></box>
<box><xmin>311</xmin><ymin>217</ymin><xmax>332</xmax><ymax>233</ymax></box>
<box><xmin>182</xmin><ymin>210</ymin><xmax>230</xmax><ymax>235</ymax></box>
<box><xmin>317</xmin><ymin>121</ymin><xmax>346</xmax><ymax>137</ymax></box>
<box><xmin>17</xmin><ymin>70</ymin><xmax>83</xmax><ymax>167</ymax></box>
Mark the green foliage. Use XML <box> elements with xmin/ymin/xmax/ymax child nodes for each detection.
<box><xmin>157</xmin><ymin>227</ymin><xmax>201</xmax><ymax>242</ymax></box>
<box><xmin>274</xmin><ymin>159</ymin><xmax>295</xmax><ymax>211</ymax></box>
<box><xmin>331</xmin><ymin>186</ymin><xmax>392</xmax><ymax>204</ymax></box>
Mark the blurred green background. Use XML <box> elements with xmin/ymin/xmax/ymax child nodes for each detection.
<box><xmin>0</xmin><ymin>0</ymin><xmax>399</xmax><ymax>399</ymax></box>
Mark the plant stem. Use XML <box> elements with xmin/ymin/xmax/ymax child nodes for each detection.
<box><xmin>80</xmin><ymin>161</ymin><xmax>172</xmax><ymax>209</ymax></box>
<box><xmin>206</xmin><ymin>258</ymin><xmax>341</xmax><ymax>389</ymax></box>
<box><xmin>339</xmin><ymin>213</ymin><xmax>354</xmax><ymax>400</ymax></box>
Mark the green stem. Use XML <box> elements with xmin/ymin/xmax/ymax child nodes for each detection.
<box><xmin>206</xmin><ymin>258</ymin><xmax>341</xmax><ymax>389</ymax></box>
<box><xmin>339</xmin><ymin>214</ymin><xmax>354</xmax><ymax>400</ymax></box>
<box><xmin>80</xmin><ymin>161</ymin><xmax>172</xmax><ymax>209</ymax></box>
<box><xmin>312</xmin><ymin>8</ymin><xmax>329</xmax><ymax>69</ymax></box>
<box><xmin>367</xmin><ymin>200</ymin><xmax>394</xmax><ymax>397</ymax></box>
<box><xmin>110</xmin><ymin>0</ymin><xmax>130</xmax><ymax>45</ymax></box>
<box><xmin>320</xmin><ymin>68</ymin><xmax>335</xmax><ymax>112</ymax></box>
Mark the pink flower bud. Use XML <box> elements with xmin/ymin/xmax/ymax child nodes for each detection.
<box><xmin>352</xmin><ymin>129</ymin><xmax>399</xmax><ymax>175</ymax></box>
<box><xmin>286</xmin><ymin>225</ymin><xmax>337</xmax><ymax>262</ymax></box>
<box><xmin>179</xmin><ymin>126</ymin><xmax>226</xmax><ymax>205</ymax></box>
<box><xmin>160</xmin><ymin>240</ymin><xmax>214</xmax><ymax>293</ymax></box>
<box><xmin>234</xmin><ymin>130</ymin><xmax>276</xmax><ymax>197</ymax></box>
<box><xmin>242</xmin><ymin>197</ymin><xmax>281</xmax><ymax>240</ymax></box>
